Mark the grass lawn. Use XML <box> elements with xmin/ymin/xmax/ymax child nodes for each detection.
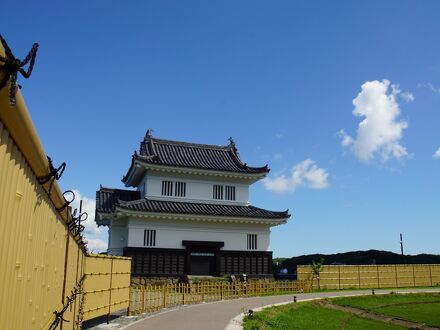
<box><xmin>332</xmin><ymin>293</ymin><xmax>440</xmax><ymax>327</ymax></box>
<box><xmin>242</xmin><ymin>302</ymin><xmax>404</xmax><ymax>330</ymax></box>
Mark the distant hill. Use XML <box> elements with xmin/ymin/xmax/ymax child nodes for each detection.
<box><xmin>274</xmin><ymin>250</ymin><xmax>440</xmax><ymax>274</ymax></box>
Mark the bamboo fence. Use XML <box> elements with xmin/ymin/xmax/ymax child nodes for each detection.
<box><xmin>129</xmin><ymin>280</ymin><xmax>308</xmax><ymax>315</ymax></box>
<box><xmin>297</xmin><ymin>264</ymin><xmax>440</xmax><ymax>290</ymax></box>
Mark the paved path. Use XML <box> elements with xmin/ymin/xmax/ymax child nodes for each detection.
<box><xmin>122</xmin><ymin>288</ymin><xmax>440</xmax><ymax>330</ymax></box>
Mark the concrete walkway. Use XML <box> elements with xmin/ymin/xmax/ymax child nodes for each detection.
<box><xmin>122</xmin><ymin>288</ymin><xmax>440</xmax><ymax>330</ymax></box>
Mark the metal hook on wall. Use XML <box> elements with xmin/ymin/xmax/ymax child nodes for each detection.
<box><xmin>37</xmin><ymin>156</ymin><xmax>66</xmax><ymax>197</ymax></box>
<box><xmin>56</xmin><ymin>190</ymin><xmax>75</xmax><ymax>213</ymax></box>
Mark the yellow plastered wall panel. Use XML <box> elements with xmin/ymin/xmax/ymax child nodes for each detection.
<box><xmin>60</xmin><ymin>240</ymin><xmax>83</xmax><ymax>327</ymax></box>
<box><xmin>83</xmin><ymin>255</ymin><xmax>112</xmax><ymax>320</ymax></box>
<box><xmin>1</xmin><ymin>63</ymin><xmax>131</xmax><ymax>327</ymax></box>
<box><xmin>83</xmin><ymin>255</ymin><xmax>131</xmax><ymax>321</ymax></box>
<box><xmin>110</xmin><ymin>258</ymin><xmax>131</xmax><ymax>313</ymax></box>
<box><xmin>0</xmin><ymin>121</ymin><xmax>82</xmax><ymax>329</ymax></box>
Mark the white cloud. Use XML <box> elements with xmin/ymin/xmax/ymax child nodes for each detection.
<box><xmin>339</xmin><ymin>79</ymin><xmax>409</xmax><ymax>162</ymax></box>
<box><xmin>390</xmin><ymin>84</ymin><xmax>414</xmax><ymax>102</ymax></box>
<box><xmin>338</xmin><ymin>129</ymin><xmax>353</xmax><ymax>147</ymax></box>
<box><xmin>433</xmin><ymin>147</ymin><xmax>440</xmax><ymax>159</ymax></box>
<box><xmin>86</xmin><ymin>238</ymin><xmax>108</xmax><ymax>252</ymax></box>
<box><xmin>263</xmin><ymin>159</ymin><xmax>329</xmax><ymax>193</ymax></box>
<box><xmin>400</xmin><ymin>91</ymin><xmax>415</xmax><ymax>102</ymax></box>
<box><xmin>70</xmin><ymin>189</ymin><xmax>102</xmax><ymax>235</ymax></box>
<box><xmin>418</xmin><ymin>82</ymin><xmax>440</xmax><ymax>94</ymax></box>
<box><xmin>69</xmin><ymin>189</ymin><xmax>108</xmax><ymax>253</ymax></box>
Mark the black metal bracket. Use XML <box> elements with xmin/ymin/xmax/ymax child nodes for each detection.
<box><xmin>37</xmin><ymin>156</ymin><xmax>66</xmax><ymax>197</ymax></box>
<box><xmin>0</xmin><ymin>35</ymin><xmax>39</xmax><ymax>105</ymax></box>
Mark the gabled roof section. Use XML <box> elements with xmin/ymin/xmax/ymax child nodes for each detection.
<box><xmin>122</xmin><ymin>130</ymin><xmax>269</xmax><ymax>185</ymax></box>
<box><xmin>96</xmin><ymin>186</ymin><xmax>141</xmax><ymax>213</ymax></box>
<box><xmin>95</xmin><ymin>187</ymin><xmax>290</xmax><ymax>224</ymax></box>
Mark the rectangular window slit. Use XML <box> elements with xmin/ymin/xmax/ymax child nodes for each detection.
<box><xmin>144</xmin><ymin>229</ymin><xmax>156</xmax><ymax>247</ymax></box>
<box><xmin>247</xmin><ymin>234</ymin><xmax>257</xmax><ymax>250</ymax></box>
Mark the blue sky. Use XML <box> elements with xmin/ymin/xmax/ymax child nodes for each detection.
<box><xmin>3</xmin><ymin>1</ymin><xmax>440</xmax><ymax>256</ymax></box>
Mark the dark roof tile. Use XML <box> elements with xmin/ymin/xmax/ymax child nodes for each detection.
<box><xmin>96</xmin><ymin>187</ymin><xmax>141</xmax><ymax>213</ymax></box>
<box><xmin>96</xmin><ymin>187</ymin><xmax>289</xmax><ymax>220</ymax></box>
<box><xmin>133</xmin><ymin>135</ymin><xmax>269</xmax><ymax>175</ymax></box>
<box><xmin>119</xmin><ymin>199</ymin><xmax>289</xmax><ymax>219</ymax></box>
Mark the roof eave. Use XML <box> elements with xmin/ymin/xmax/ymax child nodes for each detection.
<box><xmin>114</xmin><ymin>207</ymin><xmax>289</xmax><ymax>226</ymax></box>
<box><xmin>95</xmin><ymin>211</ymin><xmax>112</xmax><ymax>226</ymax></box>
<box><xmin>122</xmin><ymin>158</ymin><xmax>146</xmax><ymax>187</ymax></box>
<box><xmin>137</xmin><ymin>161</ymin><xmax>268</xmax><ymax>182</ymax></box>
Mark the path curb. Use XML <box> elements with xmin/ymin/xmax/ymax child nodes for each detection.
<box><xmin>225</xmin><ymin>289</ymin><xmax>440</xmax><ymax>330</ymax></box>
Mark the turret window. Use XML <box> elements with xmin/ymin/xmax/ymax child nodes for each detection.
<box><xmin>175</xmin><ymin>182</ymin><xmax>186</xmax><ymax>197</ymax></box>
<box><xmin>162</xmin><ymin>180</ymin><xmax>186</xmax><ymax>197</ymax></box>
<box><xmin>247</xmin><ymin>234</ymin><xmax>257</xmax><ymax>250</ymax></box>
<box><xmin>162</xmin><ymin>181</ymin><xmax>173</xmax><ymax>196</ymax></box>
<box><xmin>213</xmin><ymin>184</ymin><xmax>236</xmax><ymax>200</ymax></box>
<box><xmin>144</xmin><ymin>229</ymin><xmax>156</xmax><ymax>247</ymax></box>
<box><xmin>213</xmin><ymin>184</ymin><xmax>223</xmax><ymax>200</ymax></box>
<box><xmin>225</xmin><ymin>185</ymin><xmax>236</xmax><ymax>201</ymax></box>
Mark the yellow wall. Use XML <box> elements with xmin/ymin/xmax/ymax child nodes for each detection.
<box><xmin>0</xmin><ymin>43</ymin><xmax>131</xmax><ymax>329</ymax></box>
<box><xmin>83</xmin><ymin>254</ymin><xmax>131</xmax><ymax>321</ymax></box>
<box><xmin>0</xmin><ymin>119</ymin><xmax>81</xmax><ymax>329</ymax></box>
<box><xmin>297</xmin><ymin>264</ymin><xmax>440</xmax><ymax>290</ymax></box>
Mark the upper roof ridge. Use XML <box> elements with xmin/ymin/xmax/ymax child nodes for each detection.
<box><xmin>123</xmin><ymin>130</ymin><xmax>270</xmax><ymax>183</ymax></box>
<box><xmin>150</xmin><ymin>137</ymin><xmax>231</xmax><ymax>150</ymax></box>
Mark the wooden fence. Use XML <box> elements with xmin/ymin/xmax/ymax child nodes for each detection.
<box><xmin>297</xmin><ymin>264</ymin><xmax>440</xmax><ymax>290</ymax></box>
<box><xmin>129</xmin><ymin>280</ymin><xmax>308</xmax><ymax>315</ymax></box>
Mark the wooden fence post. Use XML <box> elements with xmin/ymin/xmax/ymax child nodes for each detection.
<box><xmin>429</xmin><ymin>265</ymin><xmax>433</xmax><ymax>286</ymax></box>
<box><xmin>376</xmin><ymin>265</ymin><xmax>380</xmax><ymax>288</ymax></box>
<box><xmin>412</xmin><ymin>264</ymin><xmax>416</xmax><ymax>287</ymax></box>
<box><xmin>60</xmin><ymin>226</ymin><xmax>70</xmax><ymax>330</ymax></box>
<box><xmin>163</xmin><ymin>284</ymin><xmax>166</xmax><ymax>308</ymax></box>
<box><xmin>127</xmin><ymin>286</ymin><xmax>133</xmax><ymax>316</ymax></box>
<box><xmin>107</xmin><ymin>258</ymin><xmax>114</xmax><ymax>324</ymax></box>
<box><xmin>338</xmin><ymin>265</ymin><xmax>341</xmax><ymax>290</ymax></box>
<box><xmin>202</xmin><ymin>282</ymin><xmax>205</xmax><ymax>302</ymax></box>
<box><xmin>141</xmin><ymin>286</ymin><xmax>145</xmax><ymax>313</ymax></box>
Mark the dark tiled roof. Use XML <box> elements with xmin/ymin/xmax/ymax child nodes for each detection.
<box><xmin>96</xmin><ymin>188</ymin><xmax>289</xmax><ymax>220</ymax></box>
<box><xmin>128</xmin><ymin>132</ymin><xmax>269</xmax><ymax>176</ymax></box>
<box><xmin>118</xmin><ymin>199</ymin><xmax>289</xmax><ymax>219</ymax></box>
<box><xmin>96</xmin><ymin>187</ymin><xmax>141</xmax><ymax>213</ymax></box>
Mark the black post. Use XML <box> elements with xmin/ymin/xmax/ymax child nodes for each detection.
<box><xmin>78</xmin><ymin>200</ymin><xmax>83</xmax><ymax>238</ymax></box>
<box><xmin>400</xmin><ymin>233</ymin><xmax>404</xmax><ymax>256</ymax></box>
